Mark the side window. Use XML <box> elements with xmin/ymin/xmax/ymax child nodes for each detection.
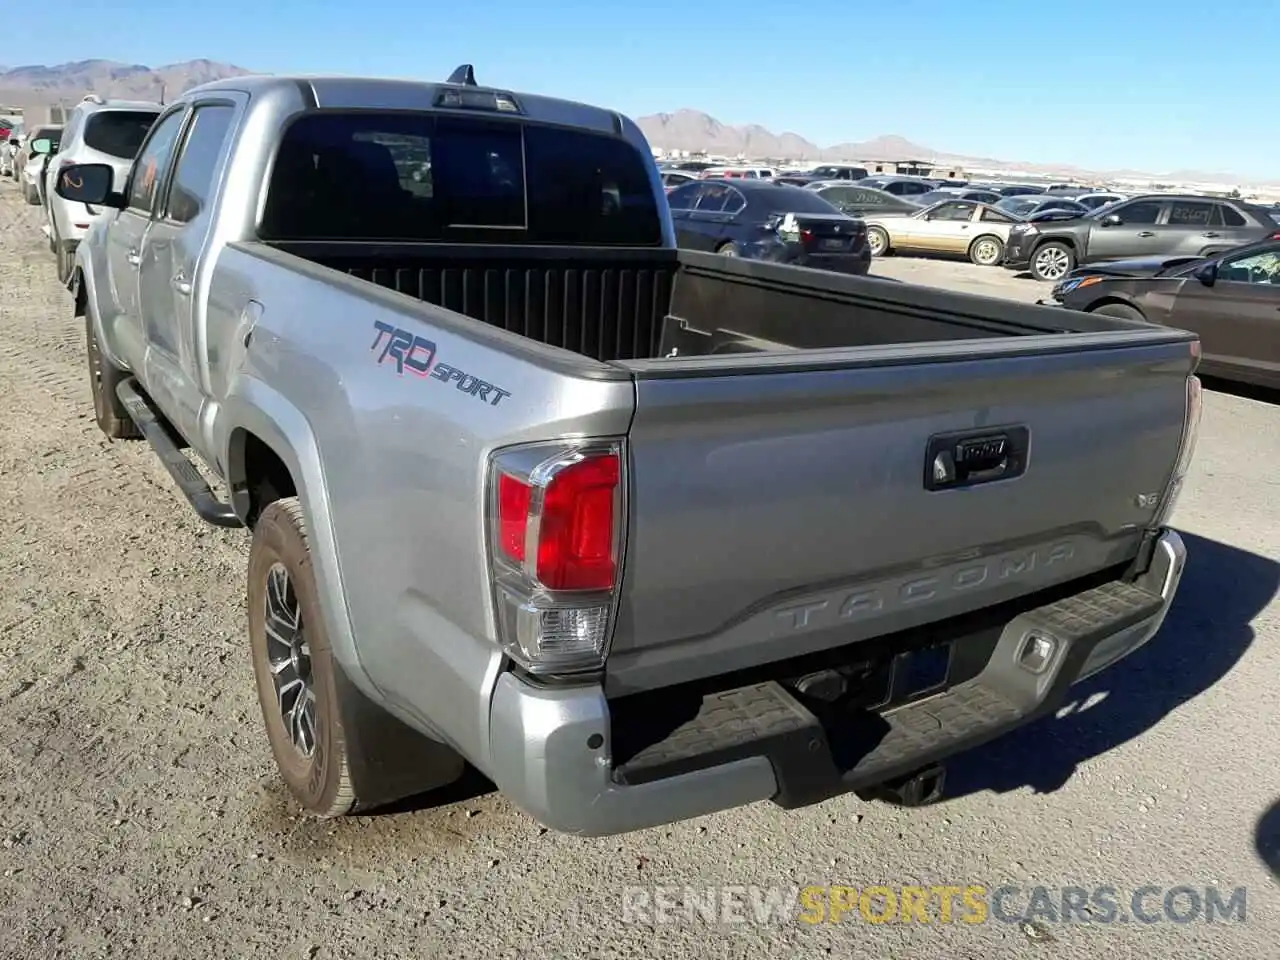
<box><xmin>163</xmin><ymin>104</ymin><xmax>237</xmax><ymax>224</ymax></box>
<box><xmin>126</xmin><ymin>109</ymin><xmax>187</xmax><ymax>215</ymax></box>
<box><xmin>1217</xmin><ymin>205</ymin><xmax>1247</xmax><ymax>227</ymax></box>
<box><xmin>666</xmin><ymin>183</ymin><xmax>699</xmax><ymax>210</ymax></box>
<box><xmin>1110</xmin><ymin>200</ymin><xmax>1162</xmax><ymax>225</ymax></box>
<box><xmin>1220</xmin><ymin>248</ymin><xmax>1280</xmax><ymax>283</ymax></box>
<box><xmin>1166</xmin><ymin>201</ymin><xmax>1214</xmax><ymax>227</ymax></box>
<box><xmin>901</xmin><ymin>181</ymin><xmax>932</xmax><ymax>195</ymax></box>
<box><xmin>929</xmin><ymin>201</ymin><xmax>975</xmax><ymax>221</ymax></box>
<box><xmin>694</xmin><ymin>184</ymin><xmax>731</xmax><ymax>212</ymax></box>
<box><xmin>721</xmin><ymin>188</ymin><xmax>746</xmax><ymax>215</ymax></box>
<box><xmin>979</xmin><ymin>207</ymin><xmax>1015</xmax><ymax>223</ymax></box>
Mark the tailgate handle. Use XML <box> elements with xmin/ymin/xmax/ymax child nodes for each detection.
<box><xmin>925</xmin><ymin>426</ymin><xmax>1029</xmax><ymax>491</ymax></box>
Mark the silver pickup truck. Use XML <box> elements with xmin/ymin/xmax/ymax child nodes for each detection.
<box><xmin>54</xmin><ymin>65</ymin><xmax>1202</xmax><ymax>836</ymax></box>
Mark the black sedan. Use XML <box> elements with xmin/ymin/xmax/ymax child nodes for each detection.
<box><xmin>1048</xmin><ymin>238</ymin><xmax>1280</xmax><ymax>389</ymax></box>
<box><xmin>667</xmin><ymin>179</ymin><xmax>871</xmax><ymax>275</ymax></box>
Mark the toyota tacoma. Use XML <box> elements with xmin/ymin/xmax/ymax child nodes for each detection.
<box><xmin>55</xmin><ymin>65</ymin><xmax>1200</xmax><ymax>836</ymax></box>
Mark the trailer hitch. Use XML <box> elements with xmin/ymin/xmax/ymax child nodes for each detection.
<box><xmin>859</xmin><ymin>764</ymin><xmax>947</xmax><ymax>807</ymax></box>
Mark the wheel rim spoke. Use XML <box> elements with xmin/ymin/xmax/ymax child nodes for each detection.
<box><xmin>263</xmin><ymin>561</ymin><xmax>316</xmax><ymax>759</ymax></box>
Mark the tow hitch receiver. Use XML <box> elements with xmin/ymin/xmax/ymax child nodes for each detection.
<box><xmin>861</xmin><ymin>764</ymin><xmax>947</xmax><ymax>807</ymax></box>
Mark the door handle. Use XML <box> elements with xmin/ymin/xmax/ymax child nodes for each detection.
<box><xmin>126</xmin><ymin>249</ymin><xmax>140</xmax><ymax>267</ymax></box>
<box><xmin>1137</xmin><ymin>231</ymin><xmax>1155</xmax><ymax>237</ymax></box>
<box><xmin>171</xmin><ymin>274</ymin><xmax>192</xmax><ymax>296</ymax></box>
<box><xmin>1200</xmin><ymin>231</ymin><xmax>1221</xmax><ymax>238</ymax></box>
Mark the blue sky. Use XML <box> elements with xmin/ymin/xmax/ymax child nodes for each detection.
<box><xmin>5</xmin><ymin>0</ymin><xmax>1277</xmax><ymax>179</ymax></box>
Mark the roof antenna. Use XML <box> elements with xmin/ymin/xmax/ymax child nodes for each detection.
<box><xmin>446</xmin><ymin>64</ymin><xmax>477</xmax><ymax>86</ymax></box>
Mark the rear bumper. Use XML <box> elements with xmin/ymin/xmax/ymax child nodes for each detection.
<box><xmin>488</xmin><ymin>529</ymin><xmax>1186</xmax><ymax>836</ymax></box>
<box><xmin>759</xmin><ymin>242</ymin><xmax>870</xmax><ymax>275</ymax></box>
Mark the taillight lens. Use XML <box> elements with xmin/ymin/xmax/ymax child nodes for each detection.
<box><xmin>536</xmin><ymin>455</ymin><xmax>619</xmax><ymax>591</ymax></box>
<box><xmin>489</xmin><ymin>441</ymin><xmax>624</xmax><ymax>675</ymax></box>
<box><xmin>497</xmin><ymin>473</ymin><xmax>531</xmax><ymax>562</ymax></box>
<box><xmin>1153</xmin><ymin>371</ymin><xmax>1202</xmax><ymax>527</ymax></box>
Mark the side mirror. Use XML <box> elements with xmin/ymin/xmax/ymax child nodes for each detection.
<box><xmin>53</xmin><ymin>163</ymin><xmax>123</xmax><ymax>208</ymax></box>
<box><xmin>1099</xmin><ymin>213</ymin><xmax>1122</xmax><ymax>227</ymax></box>
<box><xmin>1193</xmin><ymin>261</ymin><xmax>1218</xmax><ymax>286</ymax></box>
<box><xmin>30</xmin><ymin>138</ymin><xmax>53</xmax><ymax>155</ymax></box>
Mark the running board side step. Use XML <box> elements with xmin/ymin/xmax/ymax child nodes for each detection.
<box><xmin>116</xmin><ymin>379</ymin><xmax>243</xmax><ymax>528</ymax></box>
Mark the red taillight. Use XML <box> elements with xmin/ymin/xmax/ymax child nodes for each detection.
<box><xmin>497</xmin><ymin>473</ymin><xmax>531</xmax><ymax>562</ymax></box>
<box><xmin>537</xmin><ymin>455</ymin><xmax>619</xmax><ymax>590</ymax></box>
<box><xmin>495</xmin><ymin>450</ymin><xmax>620</xmax><ymax>591</ymax></box>
<box><xmin>488</xmin><ymin>441</ymin><xmax>623</xmax><ymax>674</ymax></box>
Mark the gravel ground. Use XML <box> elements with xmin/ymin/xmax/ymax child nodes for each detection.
<box><xmin>0</xmin><ymin>179</ymin><xmax>1277</xmax><ymax>959</ymax></box>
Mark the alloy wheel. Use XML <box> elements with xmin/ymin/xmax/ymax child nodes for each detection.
<box><xmin>264</xmin><ymin>562</ymin><xmax>317</xmax><ymax>758</ymax></box>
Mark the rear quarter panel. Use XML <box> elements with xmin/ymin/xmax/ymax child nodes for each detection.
<box><xmin>209</xmin><ymin>248</ymin><xmax>636</xmax><ymax>765</ymax></box>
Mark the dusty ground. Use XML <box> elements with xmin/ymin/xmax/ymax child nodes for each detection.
<box><xmin>0</xmin><ymin>180</ymin><xmax>1277</xmax><ymax>959</ymax></box>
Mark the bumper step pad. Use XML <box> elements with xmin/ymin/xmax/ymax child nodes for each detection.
<box><xmin>614</xmin><ymin>577</ymin><xmax>1164</xmax><ymax>806</ymax></box>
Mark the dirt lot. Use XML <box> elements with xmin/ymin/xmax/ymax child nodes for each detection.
<box><xmin>0</xmin><ymin>180</ymin><xmax>1277</xmax><ymax>959</ymax></box>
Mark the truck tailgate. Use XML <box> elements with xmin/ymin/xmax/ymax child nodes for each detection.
<box><xmin>608</xmin><ymin>333</ymin><xmax>1196</xmax><ymax>693</ymax></box>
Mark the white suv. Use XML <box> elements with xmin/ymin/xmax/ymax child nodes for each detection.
<box><xmin>44</xmin><ymin>95</ymin><xmax>161</xmax><ymax>282</ymax></box>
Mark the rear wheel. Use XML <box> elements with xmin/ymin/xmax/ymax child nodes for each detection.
<box><xmin>248</xmin><ymin>498</ymin><xmax>465</xmax><ymax>816</ymax></box>
<box><xmin>1089</xmin><ymin>302</ymin><xmax>1145</xmax><ymax>323</ymax></box>
<box><xmin>968</xmin><ymin>235</ymin><xmax>1004</xmax><ymax>266</ymax></box>
<box><xmin>1030</xmin><ymin>241</ymin><xmax>1075</xmax><ymax>282</ymax></box>
<box><xmin>866</xmin><ymin>226</ymin><xmax>890</xmax><ymax>257</ymax></box>
<box><xmin>84</xmin><ymin>310</ymin><xmax>141</xmax><ymax>440</ymax></box>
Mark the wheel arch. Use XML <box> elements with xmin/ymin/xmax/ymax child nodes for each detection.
<box><xmin>221</xmin><ymin>386</ymin><xmax>372</xmax><ymax>696</ymax></box>
<box><xmin>1032</xmin><ymin>234</ymin><xmax>1079</xmax><ymax>256</ymax></box>
<box><xmin>1084</xmin><ymin>295</ymin><xmax>1146</xmax><ymax>319</ymax></box>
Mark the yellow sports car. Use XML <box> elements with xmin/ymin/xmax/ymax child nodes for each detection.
<box><xmin>863</xmin><ymin>199</ymin><xmax>1021</xmax><ymax>266</ymax></box>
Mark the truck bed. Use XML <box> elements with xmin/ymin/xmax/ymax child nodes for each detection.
<box><xmin>266</xmin><ymin>242</ymin><xmax>1146</xmax><ymax>364</ymax></box>
<box><xmin>254</xmin><ymin>240</ymin><xmax>1196</xmax><ymax>696</ymax></box>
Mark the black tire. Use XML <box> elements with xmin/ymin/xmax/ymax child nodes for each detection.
<box><xmin>23</xmin><ymin>182</ymin><xmax>40</xmax><ymax>205</ymax></box>
<box><xmin>715</xmin><ymin>241</ymin><xmax>738</xmax><ymax>256</ymax></box>
<box><xmin>248</xmin><ymin>498</ymin><xmax>464</xmax><ymax>817</ymax></box>
<box><xmin>84</xmin><ymin>311</ymin><xmax>141</xmax><ymax>440</ymax></box>
<box><xmin>1029</xmin><ymin>241</ymin><xmax>1075</xmax><ymax>282</ymax></box>
<box><xmin>1089</xmin><ymin>302</ymin><xmax>1146</xmax><ymax>323</ymax></box>
<box><xmin>968</xmin><ymin>235</ymin><xmax>1005</xmax><ymax>266</ymax></box>
<box><xmin>866</xmin><ymin>226</ymin><xmax>891</xmax><ymax>257</ymax></box>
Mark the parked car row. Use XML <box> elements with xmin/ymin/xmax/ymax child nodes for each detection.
<box><xmin>1003</xmin><ymin>194</ymin><xmax>1280</xmax><ymax>281</ymax></box>
<box><xmin>10</xmin><ymin>95</ymin><xmax>163</xmax><ymax>282</ymax></box>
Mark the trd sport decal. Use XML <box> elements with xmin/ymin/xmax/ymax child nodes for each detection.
<box><xmin>370</xmin><ymin>320</ymin><xmax>512</xmax><ymax>407</ymax></box>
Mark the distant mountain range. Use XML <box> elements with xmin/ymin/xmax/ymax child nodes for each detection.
<box><xmin>0</xmin><ymin>59</ymin><xmax>250</xmax><ymax>103</ymax></box>
<box><xmin>635</xmin><ymin>108</ymin><xmax>1267</xmax><ymax>187</ymax></box>
<box><xmin>0</xmin><ymin>64</ymin><xmax>1265</xmax><ymax>186</ymax></box>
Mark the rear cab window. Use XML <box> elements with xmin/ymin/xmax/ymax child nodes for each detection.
<box><xmin>84</xmin><ymin>110</ymin><xmax>161</xmax><ymax>160</ymax></box>
<box><xmin>259</xmin><ymin>112</ymin><xmax>663</xmax><ymax>245</ymax></box>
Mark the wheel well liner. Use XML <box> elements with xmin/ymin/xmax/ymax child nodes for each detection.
<box><xmin>227</xmin><ymin>428</ymin><xmax>297</xmax><ymax>528</ymax></box>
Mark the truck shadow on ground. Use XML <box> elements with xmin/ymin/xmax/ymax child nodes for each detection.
<box><xmin>944</xmin><ymin>531</ymin><xmax>1277</xmax><ymax>800</ymax></box>
<box><xmin>1200</xmin><ymin>376</ymin><xmax>1279</xmax><ymax>406</ymax></box>
<box><xmin>1253</xmin><ymin>798</ymin><xmax>1280</xmax><ymax>882</ymax></box>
